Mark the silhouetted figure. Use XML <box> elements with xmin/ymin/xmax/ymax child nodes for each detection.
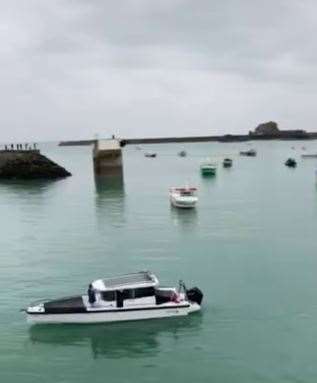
<box><xmin>11</xmin><ymin>144</ymin><xmax>13</xmax><ymax>150</ymax></box>
<box><xmin>33</xmin><ymin>143</ymin><xmax>37</xmax><ymax>149</ymax></box>
<box><xmin>4</xmin><ymin>145</ymin><xmax>7</xmax><ymax>150</ymax></box>
<box><xmin>116</xmin><ymin>290</ymin><xmax>124</xmax><ymax>308</ymax></box>
<box><xmin>88</xmin><ymin>284</ymin><xmax>96</xmax><ymax>305</ymax></box>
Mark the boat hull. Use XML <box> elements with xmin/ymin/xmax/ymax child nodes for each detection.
<box><xmin>170</xmin><ymin>196</ymin><xmax>197</xmax><ymax>208</ymax></box>
<box><xmin>200</xmin><ymin>168</ymin><xmax>216</xmax><ymax>176</ymax></box>
<box><xmin>26</xmin><ymin>303</ymin><xmax>201</xmax><ymax>324</ymax></box>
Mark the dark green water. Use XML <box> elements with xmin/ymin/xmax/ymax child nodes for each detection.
<box><xmin>1</xmin><ymin>141</ymin><xmax>317</xmax><ymax>382</ymax></box>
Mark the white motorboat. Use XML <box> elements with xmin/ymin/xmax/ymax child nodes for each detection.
<box><xmin>24</xmin><ymin>271</ymin><xmax>203</xmax><ymax>324</ymax></box>
<box><xmin>169</xmin><ymin>187</ymin><xmax>198</xmax><ymax>209</ymax></box>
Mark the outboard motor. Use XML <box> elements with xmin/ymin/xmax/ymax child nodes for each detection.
<box><xmin>186</xmin><ymin>287</ymin><xmax>203</xmax><ymax>305</ymax></box>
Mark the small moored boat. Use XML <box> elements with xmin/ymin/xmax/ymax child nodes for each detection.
<box><xmin>145</xmin><ymin>152</ymin><xmax>157</xmax><ymax>158</ymax></box>
<box><xmin>169</xmin><ymin>187</ymin><xmax>198</xmax><ymax>208</ymax></box>
<box><xmin>178</xmin><ymin>150</ymin><xmax>187</xmax><ymax>157</ymax></box>
<box><xmin>25</xmin><ymin>272</ymin><xmax>203</xmax><ymax>324</ymax></box>
<box><xmin>223</xmin><ymin>158</ymin><xmax>233</xmax><ymax>168</ymax></box>
<box><xmin>285</xmin><ymin>158</ymin><xmax>297</xmax><ymax>167</ymax></box>
<box><xmin>200</xmin><ymin>159</ymin><xmax>217</xmax><ymax>176</ymax></box>
<box><xmin>240</xmin><ymin>149</ymin><xmax>256</xmax><ymax>157</ymax></box>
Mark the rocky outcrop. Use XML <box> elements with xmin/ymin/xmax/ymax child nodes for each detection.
<box><xmin>254</xmin><ymin>121</ymin><xmax>279</xmax><ymax>135</ymax></box>
<box><xmin>0</xmin><ymin>150</ymin><xmax>71</xmax><ymax>179</ymax></box>
<box><xmin>250</xmin><ymin>122</ymin><xmax>309</xmax><ymax>139</ymax></box>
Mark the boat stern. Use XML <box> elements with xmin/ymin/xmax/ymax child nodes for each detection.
<box><xmin>186</xmin><ymin>287</ymin><xmax>203</xmax><ymax>306</ymax></box>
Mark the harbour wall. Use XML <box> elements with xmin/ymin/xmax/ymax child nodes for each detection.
<box><xmin>59</xmin><ymin>132</ymin><xmax>317</xmax><ymax>146</ymax></box>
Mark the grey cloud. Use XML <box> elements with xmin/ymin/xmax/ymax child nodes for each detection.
<box><xmin>0</xmin><ymin>0</ymin><xmax>317</xmax><ymax>141</ymax></box>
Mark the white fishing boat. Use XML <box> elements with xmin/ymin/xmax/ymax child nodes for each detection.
<box><xmin>169</xmin><ymin>187</ymin><xmax>198</xmax><ymax>208</ymax></box>
<box><xmin>24</xmin><ymin>271</ymin><xmax>203</xmax><ymax>324</ymax></box>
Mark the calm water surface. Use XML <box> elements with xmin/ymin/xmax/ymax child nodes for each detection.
<box><xmin>1</xmin><ymin>141</ymin><xmax>317</xmax><ymax>382</ymax></box>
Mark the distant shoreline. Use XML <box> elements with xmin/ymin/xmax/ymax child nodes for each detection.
<box><xmin>59</xmin><ymin>132</ymin><xmax>317</xmax><ymax>146</ymax></box>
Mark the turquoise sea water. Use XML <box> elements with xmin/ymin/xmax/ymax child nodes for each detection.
<box><xmin>1</xmin><ymin>141</ymin><xmax>317</xmax><ymax>382</ymax></box>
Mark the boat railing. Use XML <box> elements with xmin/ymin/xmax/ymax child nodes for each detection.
<box><xmin>178</xmin><ymin>280</ymin><xmax>187</xmax><ymax>294</ymax></box>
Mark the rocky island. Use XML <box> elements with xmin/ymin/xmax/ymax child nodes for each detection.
<box><xmin>0</xmin><ymin>149</ymin><xmax>71</xmax><ymax>179</ymax></box>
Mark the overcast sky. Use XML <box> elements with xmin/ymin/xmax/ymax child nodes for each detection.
<box><xmin>1</xmin><ymin>0</ymin><xmax>317</xmax><ymax>142</ymax></box>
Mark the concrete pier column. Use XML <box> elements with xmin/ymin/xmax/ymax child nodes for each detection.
<box><xmin>93</xmin><ymin>139</ymin><xmax>124</xmax><ymax>176</ymax></box>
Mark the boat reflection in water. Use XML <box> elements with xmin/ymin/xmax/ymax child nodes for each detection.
<box><xmin>94</xmin><ymin>172</ymin><xmax>125</xmax><ymax>227</ymax></box>
<box><xmin>170</xmin><ymin>205</ymin><xmax>198</xmax><ymax>232</ymax></box>
<box><xmin>28</xmin><ymin>314</ymin><xmax>202</xmax><ymax>360</ymax></box>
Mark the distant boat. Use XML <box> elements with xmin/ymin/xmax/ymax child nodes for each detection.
<box><xmin>200</xmin><ymin>159</ymin><xmax>217</xmax><ymax>176</ymax></box>
<box><xmin>169</xmin><ymin>187</ymin><xmax>198</xmax><ymax>209</ymax></box>
<box><xmin>135</xmin><ymin>146</ymin><xmax>142</xmax><ymax>150</ymax></box>
<box><xmin>301</xmin><ymin>154</ymin><xmax>317</xmax><ymax>158</ymax></box>
<box><xmin>145</xmin><ymin>152</ymin><xmax>157</xmax><ymax>158</ymax></box>
<box><xmin>240</xmin><ymin>149</ymin><xmax>257</xmax><ymax>157</ymax></box>
<box><xmin>285</xmin><ymin>158</ymin><xmax>297</xmax><ymax>168</ymax></box>
<box><xmin>223</xmin><ymin>158</ymin><xmax>233</xmax><ymax>168</ymax></box>
<box><xmin>178</xmin><ymin>150</ymin><xmax>187</xmax><ymax>157</ymax></box>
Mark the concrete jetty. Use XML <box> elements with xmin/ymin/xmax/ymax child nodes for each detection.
<box><xmin>93</xmin><ymin>139</ymin><xmax>124</xmax><ymax>175</ymax></box>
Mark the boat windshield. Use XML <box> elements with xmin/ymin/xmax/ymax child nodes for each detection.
<box><xmin>176</xmin><ymin>188</ymin><xmax>196</xmax><ymax>196</ymax></box>
<box><xmin>180</xmin><ymin>190</ymin><xmax>194</xmax><ymax>196</ymax></box>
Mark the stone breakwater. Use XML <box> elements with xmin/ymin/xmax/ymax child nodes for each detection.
<box><xmin>0</xmin><ymin>150</ymin><xmax>71</xmax><ymax>179</ymax></box>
